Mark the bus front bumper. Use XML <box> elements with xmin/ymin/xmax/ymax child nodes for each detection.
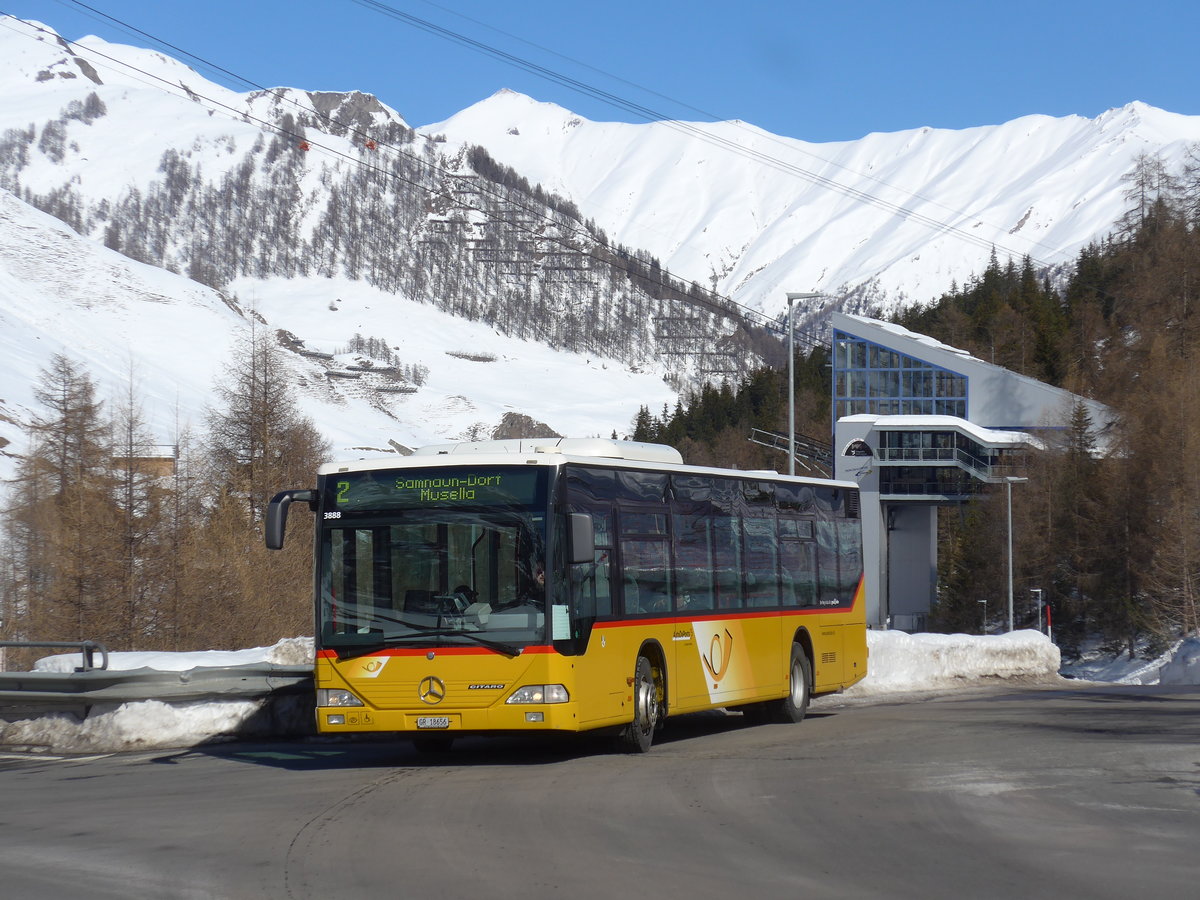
<box><xmin>315</xmin><ymin>701</ymin><xmax>583</xmax><ymax>734</ymax></box>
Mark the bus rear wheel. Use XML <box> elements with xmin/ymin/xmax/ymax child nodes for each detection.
<box><xmin>617</xmin><ymin>655</ymin><xmax>660</xmax><ymax>753</ymax></box>
<box><xmin>763</xmin><ymin>643</ymin><xmax>811</xmax><ymax>724</ymax></box>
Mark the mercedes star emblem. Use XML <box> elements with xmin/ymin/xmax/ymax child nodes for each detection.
<box><xmin>418</xmin><ymin>675</ymin><xmax>447</xmax><ymax>705</ymax></box>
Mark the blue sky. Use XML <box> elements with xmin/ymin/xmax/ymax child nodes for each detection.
<box><xmin>6</xmin><ymin>0</ymin><xmax>1198</xmax><ymax>142</ymax></box>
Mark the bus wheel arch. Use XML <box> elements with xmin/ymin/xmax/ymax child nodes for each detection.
<box><xmin>764</xmin><ymin>634</ymin><xmax>813</xmax><ymax>724</ymax></box>
<box><xmin>617</xmin><ymin>642</ymin><xmax>666</xmax><ymax>753</ymax></box>
<box><xmin>790</xmin><ymin>627</ymin><xmax>815</xmax><ymax>671</ymax></box>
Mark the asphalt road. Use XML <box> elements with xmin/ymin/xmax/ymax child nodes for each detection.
<box><xmin>2</xmin><ymin>682</ymin><xmax>1197</xmax><ymax>899</ymax></box>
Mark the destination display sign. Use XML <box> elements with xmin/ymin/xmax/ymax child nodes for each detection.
<box><xmin>327</xmin><ymin>466</ymin><xmax>545</xmax><ymax>512</ymax></box>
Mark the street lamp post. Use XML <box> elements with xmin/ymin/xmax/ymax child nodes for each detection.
<box><xmin>784</xmin><ymin>292</ymin><xmax>821</xmax><ymax>476</ymax></box>
<box><xmin>1004</xmin><ymin>476</ymin><xmax>1029</xmax><ymax>632</ymax></box>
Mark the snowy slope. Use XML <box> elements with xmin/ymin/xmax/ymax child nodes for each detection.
<box><xmin>0</xmin><ymin>19</ymin><xmax>677</xmax><ymax>477</ymax></box>
<box><xmin>0</xmin><ymin>188</ymin><xmax>676</xmax><ymax>480</ymax></box>
<box><xmin>8</xmin><ymin>16</ymin><xmax>1200</xmax><ymax>328</ymax></box>
<box><xmin>424</xmin><ymin>91</ymin><xmax>1200</xmax><ymax>317</ymax></box>
<box><xmin>0</xmin><ymin>187</ymin><xmax>241</xmax><ymax>463</ymax></box>
<box><xmin>0</xmin><ymin>19</ymin><xmax>265</xmax><ymax>202</ymax></box>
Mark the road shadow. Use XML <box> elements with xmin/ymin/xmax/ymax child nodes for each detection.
<box><xmin>148</xmin><ymin>707</ymin><xmax>838</xmax><ymax>771</ymax></box>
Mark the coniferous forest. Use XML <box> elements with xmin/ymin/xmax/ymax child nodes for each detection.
<box><xmin>637</xmin><ymin>149</ymin><xmax>1200</xmax><ymax>659</ymax></box>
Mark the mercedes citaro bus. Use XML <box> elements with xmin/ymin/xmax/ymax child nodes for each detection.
<box><xmin>267</xmin><ymin>438</ymin><xmax>866</xmax><ymax>752</ymax></box>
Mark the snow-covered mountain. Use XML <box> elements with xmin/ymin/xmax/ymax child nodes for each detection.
<box><xmin>426</xmin><ymin>91</ymin><xmax>1200</xmax><ymax>318</ymax></box>
<box><xmin>0</xmin><ymin>18</ymin><xmax>702</xmax><ymax>476</ymax></box>
<box><xmin>0</xmin><ymin>180</ymin><xmax>680</xmax><ymax>479</ymax></box>
<box><xmin>3</xmin><ymin>14</ymin><xmax>1200</xmax><ymax>479</ymax></box>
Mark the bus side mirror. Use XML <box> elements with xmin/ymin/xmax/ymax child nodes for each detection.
<box><xmin>266</xmin><ymin>489</ymin><xmax>317</xmax><ymax>550</ymax></box>
<box><xmin>568</xmin><ymin>512</ymin><xmax>595</xmax><ymax>565</ymax></box>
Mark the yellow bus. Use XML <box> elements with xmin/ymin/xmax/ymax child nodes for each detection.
<box><xmin>266</xmin><ymin>438</ymin><xmax>866</xmax><ymax>753</ymax></box>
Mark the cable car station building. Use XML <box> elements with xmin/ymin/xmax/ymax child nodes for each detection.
<box><xmin>829</xmin><ymin>313</ymin><xmax>1113</xmax><ymax>631</ymax></box>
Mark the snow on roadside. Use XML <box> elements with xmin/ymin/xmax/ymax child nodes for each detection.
<box><xmin>843</xmin><ymin>630</ymin><xmax>1061</xmax><ymax>696</ymax></box>
<box><xmin>1</xmin><ymin>699</ymin><xmax>266</xmax><ymax>755</ymax></box>
<box><xmin>1157</xmin><ymin>637</ymin><xmax>1200</xmax><ymax>684</ymax></box>
<box><xmin>1</xmin><ymin>638</ymin><xmax>316</xmax><ymax>754</ymax></box>
<box><xmin>5</xmin><ymin>631</ymin><xmax>1198</xmax><ymax>754</ymax></box>
<box><xmin>30</xmin><ymin>637</ymin><xmax>315</xmax><ymax>673</ymax></box>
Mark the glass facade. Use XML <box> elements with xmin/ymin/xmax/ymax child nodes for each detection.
<box><xmin>833</xmin><ymin>330</ymin><xmax>967</xmax><ymax>420</ymax></box>
<box><xmin>879</xmin><ymin>466</ymin><xmax>979</xmax><ymax>498</ymax></box>
<box><xmin>875</xmin><ymin>431</ymin><xmax>1027</xmax><ymax>477</ymax></box>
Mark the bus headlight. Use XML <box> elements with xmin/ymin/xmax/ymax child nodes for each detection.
<box><xmin>317</xmin><ymin>688</ymin><xmax>365</xmax><ymax>707</ymax></box>
<box><xmin>506</xmin><ymin>684</ymin><xmax>569</xmax><ymax>704</ymax></box>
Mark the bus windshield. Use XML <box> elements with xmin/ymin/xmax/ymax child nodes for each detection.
<box><xmin>318</xmin><ymin>467</ymin><xmax>548</xmax><ymax>654</ymax></box>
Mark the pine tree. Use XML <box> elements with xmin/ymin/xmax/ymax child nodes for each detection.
<box><xmin>7</xmin><ymin>355</ymin><xmax>119</xmax><ymax>643</ymax></box>
<box><xmin>109</xmin><ymin>368</ymin><xmax>172</xmax><ymax>646</ymax></box>
<box><xmin>197</xmin><ymin>328</ymin><xmax>330</xmax><ymax>645</ymax></box>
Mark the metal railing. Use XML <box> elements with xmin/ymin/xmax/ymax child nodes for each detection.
<box><xmin>748</xmin><ymin>428</ymin><xmax>833</xmax><ymax>473</ymax></box>
<box><xmin>0</xmin><ymin>663</ymin><xmax>313</xmax><ymax>717</ymax></box>
<box><xmin>875</xmin><ymin>447</ymin><xmax>1026</xmax><ymax>481</ymax></box>
<box><xmin>0</xmin><ymin>640</ymin><xmax>109</xmax><ymax>672</ymax></box>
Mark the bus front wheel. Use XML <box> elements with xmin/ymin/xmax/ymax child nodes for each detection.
<box><xmin>764</xmin><ymin>643</ymin><xmax>811</xmax><ymax>724</ymax></box>
<box><xmin>617</xmin><ymin>655</ymin><xmax>660</xmax><ymax>753</ymax></box>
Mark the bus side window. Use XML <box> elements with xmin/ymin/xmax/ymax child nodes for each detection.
<box><xmin>837</xmin><ymin>519</ymin><xmax>863</xmax><ymax>604</ymax></box>
<box><xmin>779</xmin><ymin>518</ymin><xmax>817</xmax><ymax>607</ymax></box>
<box><xmin>620</xmin><ymin>539</ymin><xmax>672</xmax><ymax>614</ymax></box>
<box><xmin>590</xmin><ymin>550</ymin><xmax>613</xmax><ymax>617</ymax></box>
<box><xmin>617</xmin><ymin>508</ymin><xmax>670</xmax><ymax>615</ymax></box>
<box><xmin>743</xmin><ymin>515</ymin><xmax>780</xmax><ymax>607</ymax></box>
<box><xmin>671</xmin><ymin>512</ymin><xmax>715</xmax><ymax>611</ymax></box>
<box><xmin>564</xmin><ymin>506</ymin><xmax>612</xmax><ymax>620</ymax></box>
<box><xmin>711</xmin><ymin>515</ymin><xmax>743</xmax><ymax>609</ymax></box>
<box><xmin>816</xmin><ymin>520</ymin><xmax>839</xmax><ymax>607</ymax></box>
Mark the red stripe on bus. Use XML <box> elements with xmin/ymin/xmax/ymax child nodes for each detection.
<box><xmin>316</xmin><ymin>645</ymin><xmax>556</xmax><ymax>659</ymax></box>
<box><xmin>596</xmin><ymin>605</ymin><xmax>859</xmax><ymax>629</ymax></box>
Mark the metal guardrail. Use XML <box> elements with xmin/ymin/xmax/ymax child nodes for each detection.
<box><xmin>0</xmin><ymin>640</ymin><xmax>109</xmax><ymax>671</ymax></box>
<box><xmin>0</xmin><ymin>664</ymin><xmax>313</xmax><ymax>717</ymax></box>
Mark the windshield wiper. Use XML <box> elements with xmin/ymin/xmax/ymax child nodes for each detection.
<box><xmin>388</xmin><ymin>630</ymin><xmax>524</xmax><ymax>658</ymax></box>
<box><xmin>334</xmin><ymin>630</ymin><xmax>523</xmax><ymax>659</ymax></box>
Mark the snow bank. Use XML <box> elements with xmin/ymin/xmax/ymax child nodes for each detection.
<box><xmin>1158</xmin><ymin>637</ymin><xmax>1200</xmax><ymax>685</ymax></box>
<box><xmin>844</xmin><ymin>629</ymin><xmax>1061</xmax><ymax>695</ymax></box>
<box><xmin>2</xmin><ymin>638</ymin><xmax>317</xmax><ymax>754</ymax></box>
<box><xmin>0</xmin><ymin>699</ymin><xmax>266</xmax><ymax>754</ymax></box>
<box><xmin>31</xmin><ymin>637</ymin><xmax>315</xmax><ymax>673</ymax></box>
